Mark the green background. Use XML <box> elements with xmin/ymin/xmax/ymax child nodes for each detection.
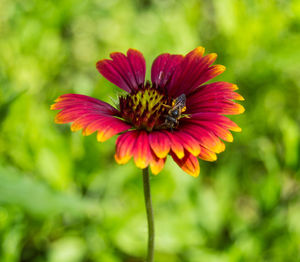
<box><xmin>1</xmin><ymin>0</ymin><xmax>300</xmax><ymax>261</ymax></box>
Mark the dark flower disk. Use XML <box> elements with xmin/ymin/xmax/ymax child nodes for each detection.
<box><xmin>51</xmin><ymin>47</ymin><xmax>244</xmax><ymax>177</ymax></box>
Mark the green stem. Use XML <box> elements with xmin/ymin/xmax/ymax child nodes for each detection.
<box><xmin>142</xmin><ymin>167</ymin><xmax>155</xmax><ymax>262</ymax></box>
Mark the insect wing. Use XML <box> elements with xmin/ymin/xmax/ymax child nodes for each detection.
<box><xmin>174</xmin><ymin>94</ymin><xmax>186</xmax><ymax>107</ymax></box>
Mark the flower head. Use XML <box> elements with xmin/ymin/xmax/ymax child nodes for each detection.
<box><xmin>51</xmin><ymin>47</ymin><xmax>244</xmax><ymax>177</ymax></box>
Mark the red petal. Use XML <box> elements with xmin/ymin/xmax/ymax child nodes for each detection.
<box><xmin>151</xmin><ymin>53</ymin><xmax>183</xmax><ymax>89</ymax></box>
<box><xmin>198</xmin><ymin>146</ymin><xmax>217</xmax><ymax>161</ymax></box>
<box><xmin>163</xmin><ymin>131</ymin><xmax>184</xmax><ymax>159</ymax></box>
<box><xmin>133</xmin><ymin>131</ymin><xmax>152</xmax><ymax>169</ymax></box>
<box><xmin>196</xmin><ymin>81</ymin><xmax>239</xmax><ymax>92</ymax></box>
<box><xmin>191</xmin><ymin>65</ymin><xmax>226</xmax><ymax>91</ymax></box>
<box><xmin>115</xmin><ymin>131</ymin><xmax>138</xmax><ymax>164</ymax></box>
<box><xmin>96</xmin><ymin>120</ymin><xmax>131</xmax><ymax>142</ymax></box>
<box><xmin>186</xmin><ymin>119</ymin><xmax>234</xmax><ymax>142</ymax></box>
<box><xmin>185</xmin><ymin>113</ymin><xmax>242</xmax><ymax>132</ymax></box>
<box><xmin>168</xmin><ymin>47</ymin><xmax>223</xmax><ymax>97</ymax></box>
<box><xmin>82</xmin><ymin>115</ymin><xmax>117</xmax><ymax>135</ymax></box>
<box><xmin>181</xmin><ymin>124</ymin><xmax>225</xmax><ymax>153</ymax></box>
<box><xmin>51</xmin><ymin>94</ymin><xmax>118</xmax><ymax>116</ymax></box>
<box><xmin>187</xmin><ymin>83</ymin><xmax>244</xmax><ymax>107</ymax></box>
<box><xmin>171</xmin><ymin>151</ymin><xmax>200</xmax><ymax>177</ymax></box>
<box><xmin>116</xmin><ymin>131</ymin><xmax>166</xmax><ymax>173</ymax></box>
<box><xmin>127</xmin><ymin>49</ymin><xmax>146</xmax><ymax>87</ymax></box>
<box><xmin>51</xmin><ymin>94</ymin><xmax>130</xmax><ymax>142</ymax></box>
<box><xmin>171</xmin><ymin>131</ymin><xmax>201</xmax><ymax>156</ymax></box>
<box><xmin>187</xmin><ymin>100</ymin><xmax>245</xmax><ymax>115</ymax></box>
<box><xmin>96</xmin><ymin>49</ymin><xmax>145</xmax><ymax>93</ymax></box>
<box><xmin>149</xmin><ymin>131</ymin><xmax>171</xmax><ymax>158</ymax></box>
<box><xmin>149</xmin><ymin>152</ymin><xmax>166</xmax><ymax>175</ymax></box>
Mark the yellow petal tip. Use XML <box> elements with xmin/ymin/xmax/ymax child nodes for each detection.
<box><xmin>239</xmin><ymin>105</ymin><xmax>245</xmax><ymax>114</ymax></box>
<box><xmin>134</xmin><ymin>158</ymin><xmax>148</xmax><ymax>169</ymax></box>
<box><xmin>186</xmin><ymin>170</ymin><xmax>200</xmax><ymax>177</ymax></box>
<box><xmin>115</xmin><ymin>154</ymin><xmax>131</xmax><ymax>165</ymax></box>
<box><xmin>232</xmin><ymin>84</ymin><xmax>239</xmax><ymax>90</ymax></box>
<box><xmin>195</xmin><ymin>46</ymin><xmax>205</xmax><ymax>54</ymax></box>
<box><xmin>216</xmin><ymin>65</ymin><xmax>226</xmax><ymax>72</ymax></box>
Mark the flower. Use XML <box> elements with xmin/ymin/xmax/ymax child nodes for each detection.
<box><xmin>51</xmin><ymin>47</ymin><xmax>244</xmax><ymax>177</ymax></box>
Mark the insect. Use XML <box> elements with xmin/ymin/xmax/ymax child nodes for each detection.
<box><xmin>163</xmin><ymin>94</ymin><xmax>187</xmax><ymax>130</ymax></box>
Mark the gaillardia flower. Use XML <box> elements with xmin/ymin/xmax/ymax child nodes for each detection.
<box><xmin>51</xmin><ymin>47</ymin><xmax>244</xmax><ymax>177</ymax></box>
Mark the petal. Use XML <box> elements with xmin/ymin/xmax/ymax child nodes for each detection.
<box><xmin>171</xmin><ymin>151</ymin><xmax>200</xmax><ymax>177</ymax></box>
<box><xmin>196</xmin><ymin>81</ymin><xmax>240</xmax><ymax>92</ymax></box>
<box><xmin>188</xmin><ymin>91</ymin><xmax>244</xmax><ymax>103</ymax></box>
<box><xmin>187</xmin><ymin>82</ymin><xmax>244</xmax><ymax>106</ymax></box>
<box><xmin>192</xmin><ymin>65</ymin><xmax>226</xmax><ymax>91</ymax></box>
<box><xmin>149</xmin><ymin>131</ymin><xmax>171</xmax><ymax>158</ymax></box>
<box><xmin>187</xmin><ymin>100</ymin><xmax>245</xmax><ymax>115</ymax></box>
<box><xmin>76</xmin><ymin>114</ymin><xmax>130</xmax><ymax>142</ymax></box>
<box><xmin>151</xmin><ymin>53</ymin><xmax>183</xmax><ymax>89</ymax></box>
<box><xmin>96</xmin><ymin>49</ymin><xmax>146</xmax><ymax>93</ymax></box>
<box><xmin>96</xmin><ymin>120</ymin><xmax>131</xmax><ymax>142</ymax></box>
<box><xmin>185</xmin><ymin>113</ymin><xmax>242</xmax><ymax>132</ymax></box>
<box><xmin>51</xmin><ymin>94</ymin><xmax>131</xmax><ymax>142</ymax></box>
<box><xmin>133</xmin><ymin>131</ymin><xmax>152</xmax><ymax>169</ymax></box>
<box><xmin>115</xmin><ymin>131</ymin><xmax>138</xmax><ymax>164</ymax></box>
<box><xmin>82</xmin><ymin>115</ymin><xmax>117</xmax><ymax>135</ymax></box>
<box><xmin>186</xmin><ymin>119</ymin><xmax>234</xmax><ymax>142</ymax></box>
<box><xmin>163</xmin><ymin>131</ymin><xmax>184</xmax><ymax>159</ymax></box>
<box><xmin>149</xmin><ymin>152</ymin><xmax>166</xmax><ymax>175</ymax></box>
<box><xmin>198</xmin><ymin>146</ymin><xmax>217</xmax><ymax>162</ymax></box>
<box><xmin>127</xmin><ymin>49</ymin><xmax>146</xmax><ymax>87</ymax></box>
<box><xmin>168</xmin><ymin>47</ymin><xmax>224</xmax><ymax>97</ymax></box>
<box><xmin>186</xmin><ymin>82</ymin><xmax>244</xmax><ymax>115</ymax></box>
<box><xmin>71</xmin><ymin>115</ymin><xmax>99</xmax><ymax>132</ymax></box>
<box><xmin>171</xmin><ymin>131</ymin><xmax>201</xmax><ymax>156</ymax></box>
<box><xmin>180</xmin><ymin>124</ymin><xmax>225</xmax><ymax>153</ymax></box>
<box><xmin>51</xmin><ymin>94</ymin><xmax>118</xmax><ymax>118</ymax></box>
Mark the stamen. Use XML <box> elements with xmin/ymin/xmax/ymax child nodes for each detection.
<box><xmin>119</xmin><ymin>85</ymin><xmax>173</xmax><ymax>131</ymax></box>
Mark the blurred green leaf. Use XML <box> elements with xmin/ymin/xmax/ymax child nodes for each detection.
<box><xmin>0</xmin><ymin>90</ymin><xmax>26</xmax><ymax>125</ymax></box>
<box><xmin>0</xmin><ymin>166</ymin><xmax>100</xmax><ymax>219</ymax></box>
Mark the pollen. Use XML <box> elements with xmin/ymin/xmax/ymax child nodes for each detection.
<box><xmin>119</xmin><ymin>82</ymin><xmax>173</xmax><ymax>131</ymax></box>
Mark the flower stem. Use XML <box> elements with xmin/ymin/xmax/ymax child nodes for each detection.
<box><xmin>142</xmin><ymin>167</ymin><xmax>155</xmax><ymax>262</ymax></box>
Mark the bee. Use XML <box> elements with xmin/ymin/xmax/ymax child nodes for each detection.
<box><xmin>163</xmin><ymin>94</ymin><xmax>187</xmax><ymax>130</ymax></box>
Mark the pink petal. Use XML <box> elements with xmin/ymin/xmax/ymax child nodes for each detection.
<box><xmin>198</xmin><ymin>146</ymin><xmax>217</xmax><ymax>161</ymax></box>
<box><xmin>167</xmin><ymin>47</ymin><xmax>224</xmax><ymax>97</ymax></box>
<box><xmin>180</xmin><ymin>124</ymin><xmax>225</xmax><ymax>153</ymax></box>
<box><xmin>96</xmin><ymin>49</ymin><xmax>146</xmax><ymax>93</ymax></box>
<box><xmin>51</xmin><ymin>94</ymin><xmax>118</xmax><ymax>115</ymax></box>
<box><xmin>163</xmin><ymin>130</ymin><xmax>185</xmax><ymax>159</ymax></box>
<box><xmin>171</xmin><ymin>150</ymin><xmax>200</xmax><ymax>177</ymax></box>
<box><xmin>96</xmin><ymin>119</ymin><xmax>131</xmax><ymax>142</ymax></box>
<box><xmin>187</xmin><ymin>100</ymin><xmax>245</xmax><ymax>115</ymax></box>
<box><xmin>132</xmin><ymin>131</ymin><xmax>152</xmax><ymax>169</ymax></box>
<box><xmin>151</xmin><ymin>53</ymin><xmax>183</xmax><ymax>90</ymax></box>
<box><xmin>171</xmin><ymin>130</ymin><xmax>201</xmax><ymax>156</ymax></box>
<box><xmin>185</xmin><ymin>113</ymin><xmax>242</xmax><ymax>132</ymax></box>
<box><xmin>51</xmin><ymin>93</ymin><xmax>131</xmax><ymax>142</ymax></box>
<box><xmin>115</xmin><ymin>131</ymin><xmax>138</xmax><ymax>164</ymax></box>
<box><xmin>149</xmin><ymin>151</ymin><xmax>166</xmax><ymax>175</ymax></box>
<box><xmin>149</xmin><ymin>131</ymin><xmax>171</xmax><ymax>158</ymax></box>
<box><xmin>186</xmin><ymin>82</ymin><xmax>244</xmax><ymax>114</ymax></box>
<box><xmin>186</xmin><ymin>119</ymin><xmax>234</xmax><ymax>142</ymax></box>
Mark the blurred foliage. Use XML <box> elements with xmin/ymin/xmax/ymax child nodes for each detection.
<box><xmin>0</xmin><ymin>0</ymin><xmax>300</xmax><ymax>261</ymax></box>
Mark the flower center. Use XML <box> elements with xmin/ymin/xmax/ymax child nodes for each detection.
<box><xmin>119</xmin><ymin>83</ymin><xmax>173</xmax><ymax>131</ymax></box>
